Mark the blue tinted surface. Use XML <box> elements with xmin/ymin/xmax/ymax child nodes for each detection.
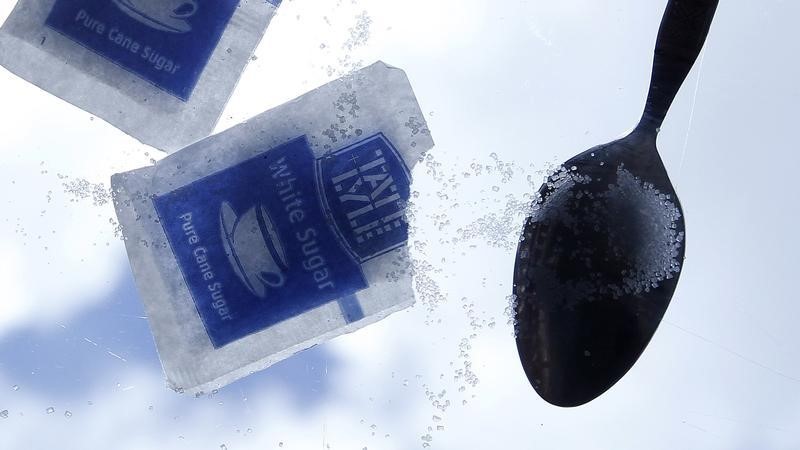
<box><xmin>153</xmin><ymin>137</ymin><xmax>369</xmax><ymax>348</ymax></box>
<box><xmin>45</xmin><ymin>0</ymin><xmax>240</xmax><ymax>100</ymax></box>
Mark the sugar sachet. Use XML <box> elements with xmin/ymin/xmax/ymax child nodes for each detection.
<box><xmin>0</xmin><ymin>0</ymin><xmax>281</xmax><ymax>152</ymax></box>
<box><xmin>111</xmin><ymin>62</ymin><xmax>434</xmax><ymax>393</ymax></box>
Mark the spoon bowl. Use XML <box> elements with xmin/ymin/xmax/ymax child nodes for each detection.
<box><xmin>514</xmin><ymin>129</ymin><xmax>685</xmax><ymax>407</ymax></box>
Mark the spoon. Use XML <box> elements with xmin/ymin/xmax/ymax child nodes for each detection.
<box><xmin>513</xmin><ymin>0</ymin><xmax>719</xmax><ymax>407</ymax></box>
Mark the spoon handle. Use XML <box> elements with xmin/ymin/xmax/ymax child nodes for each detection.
<box><xmin>639</xmin><ymin>0</ymin><xmax>719</xmax><ymax>131</ymax></box>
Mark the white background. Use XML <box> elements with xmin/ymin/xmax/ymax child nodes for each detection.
<box><xmin>1</xmin><ymin>0</ymin><xmax>798</xmax><ymax>448</ymax></box>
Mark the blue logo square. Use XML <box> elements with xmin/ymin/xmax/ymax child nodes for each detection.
<box><xmin>153</xmin><ymin>136</ymin><xmax>367</xmax><ymax>348</ymax></box>
<box><xmin>45</xmin><ymin>0</ymin><xmax>245</xmax><ymax>100</ymax></box>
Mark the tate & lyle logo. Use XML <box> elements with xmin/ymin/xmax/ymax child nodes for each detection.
<box><xmin>219</xmin><ymin>201</ymin><xmax>288</xmax><ymax>298</ymax></box>
<box><xmin>112</xmin><ymin>0</ymin><xmax>198</xmax><ymax>33</ymax></box>
<box><xmin>319</xmin><ymin>134</ymin><xmax>411</xmax><ymax>262</ymax></box>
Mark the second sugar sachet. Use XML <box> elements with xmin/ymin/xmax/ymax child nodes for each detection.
<box><xmin>112</xmin><ymin>62</ymin><xmax>434</xmax><ymax>394</ymax></box>
<box><xmin>0</xmin><ymin>0</ymin><xmax>281</xmax><ymax>152</ymax></box>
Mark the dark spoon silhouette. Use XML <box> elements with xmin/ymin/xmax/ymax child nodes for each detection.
<box><xmin>513</xmin><ymin>0</ymin><xmax>719</xmax><ymax>407</ymax></box>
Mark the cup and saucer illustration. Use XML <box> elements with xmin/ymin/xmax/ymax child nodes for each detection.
<box><xmin>112</xmin><ymin>0</ymin><xmax>198</xmax><ymax>33</ymax></box>
<box><xmin>220</xmin><ymin>202</ymin><xmax>289</xmax><ymax>299</ymax></box>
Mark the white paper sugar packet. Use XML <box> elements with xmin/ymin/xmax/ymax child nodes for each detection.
<box><xmin>112</xmin><ymin>62</ymin><xmax>434</xmax><ymax>394</ymax></box>
<box><xmin>0</xmin><ymin>0</ymin><xmax>281</xmax><ymax>152</ymax></box>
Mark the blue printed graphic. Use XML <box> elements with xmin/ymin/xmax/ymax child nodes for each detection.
<box><xmin>153</xmin><ymin>137</ymin><xmax>368</xmax><ymax>348</ymax></box>
<box><xmin>45</xmin><ymin>0</ymin><xmax>245</xmax><ymax>100</ymax></box>
<box><xmin>317</xmin><ymin>133</ymin><xmax>412</xmax><ymax>262</ymax></box>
